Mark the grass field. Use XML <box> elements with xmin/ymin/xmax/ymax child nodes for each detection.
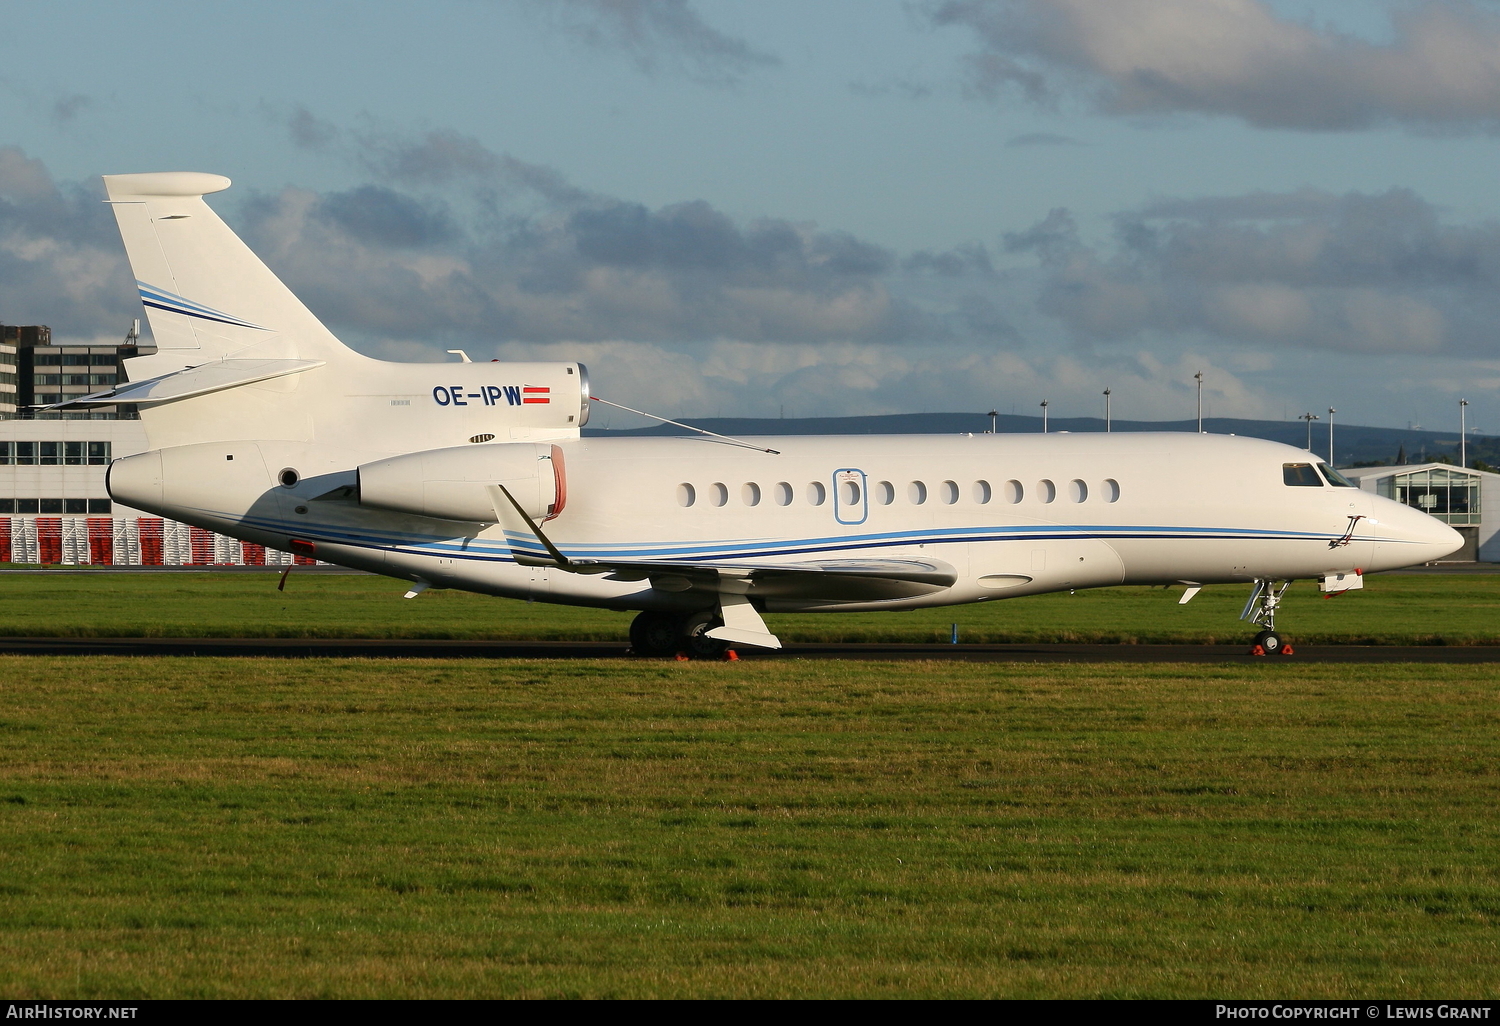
<box><xmin>0</xmin><ymin>655</ymin><xmax>1497</xmax><ymax>998</ymax></box>
<box><xmin>3</xmin><ymin>570</ymin><xmax>1500</xmax><ymax>644</ymax></box>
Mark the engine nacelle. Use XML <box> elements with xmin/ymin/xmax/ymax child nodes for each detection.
<box><xmin>357</xmin><ymin>443</ymin><xmax>565</xmax><ymax>523</ymax></box>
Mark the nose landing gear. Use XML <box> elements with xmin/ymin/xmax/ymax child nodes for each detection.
<box><xmin>1242</xmin><ymin>579</ymin><xmax>1296</xmax><ymax>656</ymax></box>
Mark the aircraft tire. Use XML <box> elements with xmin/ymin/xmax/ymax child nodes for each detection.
<box><xmin>629</xmin><ymin>611</ymin><xmax>682</xmax><ymax>657</ymax></box>
<box><xmin>681</xmin><ymin>610</ymin><xmax>731</xmax><ymax>660</ymax></box>
<box><xmin>1253</xmin><ymin>629</ymin><xmax>1284</xmax><ymax>655</ymax></box>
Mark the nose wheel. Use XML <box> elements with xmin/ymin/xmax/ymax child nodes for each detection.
<box><xmin>1242</xmin><ymin>579</ymin><xmax>1296</xmax><ymax>656</ymax></box>
<box><xmin>1250</xmin><ymin>629</ymin><xmax>1293</xmax><ymax>656</ymax></box>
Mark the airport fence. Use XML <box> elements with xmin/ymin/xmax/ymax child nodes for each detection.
<box><xmin>0</xmin><ymin>517</ymin><xmax>322</xmax><ymax>566</ymax></box>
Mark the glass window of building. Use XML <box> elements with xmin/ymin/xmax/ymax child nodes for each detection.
<box><xmin>1377</xmin><ymin>468</ymin><xmax>1481</xmax><ymax>525</ymax></box>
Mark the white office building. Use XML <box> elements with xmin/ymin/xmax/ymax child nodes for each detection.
<box><xmin>1342</xmin><ymin>463</ymin><xmax>1499</xmax><ymax>562</ymax></box>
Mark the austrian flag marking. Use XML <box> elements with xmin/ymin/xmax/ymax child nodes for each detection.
<box><xmin>523</xmin><ymin>386</ymin><xmax>550</xmax><ymax>405</ymax></box>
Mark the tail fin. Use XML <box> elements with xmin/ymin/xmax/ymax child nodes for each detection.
<box><xmin>102</xmin><ymin>173</ymin><xmax>356</xmax><ymax>371</ymax></box>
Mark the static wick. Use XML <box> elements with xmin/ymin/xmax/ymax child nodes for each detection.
<box><xmin>590</xmin><ymin>396</ymin><xmax>780</xmax><ymax>455</ymax></box>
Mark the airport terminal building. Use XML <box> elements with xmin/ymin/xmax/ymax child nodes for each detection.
<box><xmin>0</xmin><ymin>325</ymin><xmax>311</xmax><ymax>566</ymax></box>
<box><xmin>1342</xmin><ymin>463</ymin><xmax>1500</xmax><ymax>562</ymax></box>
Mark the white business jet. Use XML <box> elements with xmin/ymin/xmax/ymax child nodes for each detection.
<box><xmin>71</xmin><ymin>173</ymin><xmax>1459</xmax><ymax>657</ymax></box>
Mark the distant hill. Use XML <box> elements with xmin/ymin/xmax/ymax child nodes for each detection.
<box><xmin>583</xmin><ymin>412</ymin><xmax>1494</xmax><ymax>468</ymax></box>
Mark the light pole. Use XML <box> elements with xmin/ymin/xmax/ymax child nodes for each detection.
<box><xmin>1300</xmin><ymin>411</ymin><xmax>1320</xmax><ymax>451</ymax></box>
<box><xmin>1327</xmin><ymin>408</ymin><xmax>1336</xmax><ymax>465</ymax></box>
<box><xmin>1195</xmin><ymin>371</ymin><xmax>1204</xmax><ymax>433</ymax></box>
<box><xmin>1461</xmin><ymin>399</ymin><xmax>1469</xmax><ymax>468</ymax></box>
<box><xmin>988</xmin><ymin>409</ymin><xmax>998</xmax><ymax>434</ymax></box>
<box><xmin>1103</xmin><ymin>388</ymin><xmax>1112</xmax><ymax>432</ymax></box>
<box><xmin>1040</xmin><ymin>399</ymin><xmax>1049</xmax><ymax>434</ymax></box>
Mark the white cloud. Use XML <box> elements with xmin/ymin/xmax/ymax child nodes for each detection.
<box><xmin>931</xmin><ymin>0</ymin><xmax>1500</xmax><ymax>132</ymax></box>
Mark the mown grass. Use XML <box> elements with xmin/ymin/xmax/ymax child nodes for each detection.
<box><xmin>2</xmin><ymin>570</ymin><xmax>1499</xmax><ymax>644</ymax></box>
<box><xmin>0</xmin><ymin>656</ymin><xmax>1497</xmax><ymax>997</ymax></box>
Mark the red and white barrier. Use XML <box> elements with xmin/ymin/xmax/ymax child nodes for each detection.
<box><xmin>1</xmin><ymin>517</ymin><xmax>323</xmax><ymax>566</ymax></box>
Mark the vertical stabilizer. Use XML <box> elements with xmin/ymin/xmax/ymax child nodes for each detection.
<box><xmin>102</xmin><ymin>173</ymin><xmax>357</xmax><ymax>375</ymax></box>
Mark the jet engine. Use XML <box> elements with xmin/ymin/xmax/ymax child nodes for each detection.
<box><xmin>357</xmin><ymin>443</ymin><xmax>565</xmax><ymax>523</ymax></box>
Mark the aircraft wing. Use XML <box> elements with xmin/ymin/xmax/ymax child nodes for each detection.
<box><xmin>580</xmin><ymin>556</ymin><xmax>958</xmax><ymax>601</ymax></box>
<box><xmin>487</xmin><ymin>484</ymin><xmax>956</xmax><ymax>601</ymax></box>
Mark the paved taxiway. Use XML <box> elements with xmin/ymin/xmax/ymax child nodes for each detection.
<box><xmin>3</xmin><ymin>636</ymin><xmax>1500</xmax><ymax>662</ymax></box>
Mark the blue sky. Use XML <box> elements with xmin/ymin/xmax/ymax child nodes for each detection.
<box><xmin>6</xmin><ymin>0</ymin><xmax>1500</xmax><ymax>444</ymax></box>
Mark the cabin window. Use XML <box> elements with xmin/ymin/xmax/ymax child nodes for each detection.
<box><xmin>839</xmin><ymin>478</ymin><xmax>861</xmax><ymax>506</ymax></box>
<box><xmin>1038</xmin><ymin>479</ymin><xmax>1056</xmax><ymax>503</ymax></box>
<box><xmin>677</xmin><ymin>483</ymin><xmax>696</xmax><ymax>507</ymax></box>
<box><xmin>973</xmin><ymin>480</ymin><xmax>992</xmax><ymax>504</ymax></box>
<box><xmin>1005</xmin><ymin>480</ymin><xmax>1023</xmax><ymax>503</ymax></box>
<box><xmin>1104</xmin><ymin>478</ymin><xmax>1120</xmax><ymax>502</ymax></box>
<box><xmin>876</xmin><ymin>481</ymin><xmax>895</xmax><ymax>505</ymax></box>
<box><xmin>1319</xmin><ymin>464</ymin><xmax>1356</xmax><ymax>487</ymax></box>
<box><xmin>1283</xmin><ymin>463</ymin><xmax>1323</xmax><ymax>487</ymax></box>
<box><xmin>940</xmin><ymin>480</ymin><xmax>959</xmax><ymax>504</ymax></box>
<box><xmin>908</xmin><ymin>481</ymin><xmax>927</xmax><ymax>505</ymax></box>
<box><xmin>1069</xmin><ymin>479</ymin><xmax>1088</xmax><ymax>502</ymax></box>
<box><xmin>742</xmin><ymin>482</ymin><xmax>761</xmax><ymax>506</ymax></box>
<box><xmin>774</xmin><ymin>482</ymin><xmax>793</xmax><ymax>506</ymax></box>
<box><xmin>711</xmin><ymin>482</ymin><xmax>729</xmax><ymax>506</ymax></box>
<box><xmin>807</xmin><ymin>481</ymin><xmax>827</xmax><ymax>506</ymax></box>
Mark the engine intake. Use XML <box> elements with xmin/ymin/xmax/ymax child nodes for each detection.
<box><xmin>357</xmin><ymin>443</ymin><xmax>565</xmax><ymax>523</ymax></box>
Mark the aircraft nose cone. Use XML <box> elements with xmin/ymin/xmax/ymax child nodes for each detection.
<box><xmin>106</xmin><ymin>450</ymin><xmax>164</xmax><ymax>515</ymax></box>
<box><xmin>1368</xmin><ymin>498</ymin><xmax>1464</xmax><ymax>570</ymax></box>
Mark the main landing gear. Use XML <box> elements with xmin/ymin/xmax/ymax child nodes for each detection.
<box><xmin>1241</xmin><ymin>579</ymin><xmax>1295</xmax><ymax>657</ymax></box>
<box><xmin>629</xmin><ymin>610</ymin><xmax>734</xmax><ymax>660</ymax></box>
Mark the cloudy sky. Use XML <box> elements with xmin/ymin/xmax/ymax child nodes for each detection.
<box><xmin>6</xmin><ymin>0</ymin><xmax>1500</xmax><ymax>433</ymax></box>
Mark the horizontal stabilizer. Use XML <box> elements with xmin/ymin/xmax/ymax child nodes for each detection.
<box><xmin>38</xmin><ymin>359</ymin><xmax>325</xmax><ymax>410</ymax></box>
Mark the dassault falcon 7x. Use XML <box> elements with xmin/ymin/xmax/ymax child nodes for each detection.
<box><xmin>74</xmin><ymin>173</ymin><xmax>1460</xmax><ymax>657</ymax></box>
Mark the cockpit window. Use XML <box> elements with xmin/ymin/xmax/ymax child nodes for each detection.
<box><xmin>1283</xmin><ymin>463</ymin><xmax>1324</xmax><ymax>487</ymax></box>
<box><xmin>1318</xmin><ymin>464</ymin><xmax>1356</xmax><ymax>487</ymax></box>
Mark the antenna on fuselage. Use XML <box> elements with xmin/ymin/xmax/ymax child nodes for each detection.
<box><xmin>590</xmin><ymin>396</ymin><xmax>781</xmax><ymax>455</ymax></box>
